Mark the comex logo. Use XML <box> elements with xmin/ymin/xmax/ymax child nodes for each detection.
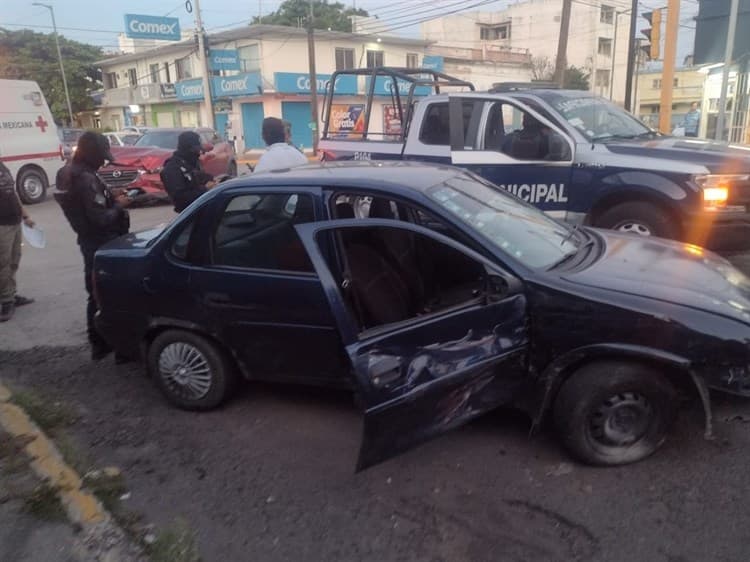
<box><xmin>128</xmin><ymin>19</ymin><xmax>178</xmax><ymax>36</ymax></box>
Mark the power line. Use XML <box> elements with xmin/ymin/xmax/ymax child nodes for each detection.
<box><xmin>359</xmin><ymin>0</ymin><xmax>487</xmax><ymax>31</ymax></box>
<box><xmin>359</xmin><ymin>0</ymin><xmax>504</xmax><ymax>34</ymax></box>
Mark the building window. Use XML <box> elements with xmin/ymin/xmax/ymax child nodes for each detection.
<box><xmin>598</xmin><ymin>38</ymin><xmax>612</xmax><ymax>57</ymax></box>
<box><xmin>335</xmin><ymin>47</ymin><xmax>355</xmax><ymax>70</ymax></box>
<box><xmin>479</xmin><ymin>23</ymin><xmax>511</xmax><ymax>40</ymax></box>
<box><xmin>601</xmin><ymin>5</ymin><xmax>615</xmax><ymax>24</ymax></box>
<box><xmin>127</xmin><ymin>68</ymin><xmax>137</xmax><ymax>87</ymax></box>
<box><xmin>652</xmin><ymin>79</ymin><xmax>662</xmax><ymax>89</ymax></box>
<box><xmin>366</xmin><ymin>50</ymin><xmax>384</xmax><ymax>68</ymax></box>
<box><xmin>163</xmin><ymin>62</ymin><xmax>171</xmax><ymax>83</ymax></box>
<box><xmin>406</xmin><ymin>53</ymin><xmax>419</xmax><ymax>68</ymax></box>
<box><xmin>595</xmin><ymin>69</ymin><xmax>611</xmax><ymax>87</ymax></box>
<box><xmin>104</xmin><ymin>72</ymin><xmax>118</xmax><ymax>89</ymax></box>
<box><xmin>150</xmin><ymin>63</ymin><xmax>160</xmax><ymax>84</ymax></box>
<box><xmin>238</xmin><ymin>44</ymin><xmax>260</xmax><ymax>73</ymax></box>
<box><xmin>176</xmin><ymin>57</ymin><xmax>193</xmax><ymax>80</ymax></box>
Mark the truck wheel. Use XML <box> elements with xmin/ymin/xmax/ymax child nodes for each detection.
<box><xmin>148</xmin><ymin>330</ymin><xmax>237</xmax><ymax>411</ymax></box>
<box><xmin>595</xmin><ymin>201</ymin><xmax>678</xmax><ymax>240</ymax></box>
<box><xmin>17</xmin><ymin>167</ymin><xmax>48</xmax><ymax>204</ymax></box>
<box><xmin>553</xmin><ymin>361</ymin><xmax>678</xmax><ymax>466</ymax></box>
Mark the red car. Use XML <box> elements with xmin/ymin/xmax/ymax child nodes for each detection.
<box><xmin>100</xmin><ymin>127</ymin><xmax>237</xmax><ymax>205</ymax></box>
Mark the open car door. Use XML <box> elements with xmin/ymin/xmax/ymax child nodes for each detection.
<box><xmin>295</xmin><ymin>219</ymin><xmax>530</xmax><ymax>471</ymax></box>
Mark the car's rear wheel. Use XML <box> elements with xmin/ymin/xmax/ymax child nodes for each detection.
<box><xmin>595</xmin><ymin>201</ymin><xmax>678</xmax><ymax>240</ymax></box>
<box><xmin>553</xmin><ymin>361</ymin><xmax>678</xmax><ymax>466</ymax></box>
<box><xmin>17</xmin><ymin>167</ymin><xmax>48</xmax><ymax>204</ymax></box>
<box><xmin>147</xmin><ymin>330</ymin><xmax>236</xmax><ymax>410</ymax></box>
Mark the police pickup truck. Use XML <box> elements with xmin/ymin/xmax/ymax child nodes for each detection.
<box><xmin>319</xmin><ymin>67</ymin><xmax>750</xmax><ymax>251</ymax></box>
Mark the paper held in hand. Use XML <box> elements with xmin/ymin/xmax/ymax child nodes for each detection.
<box><xmin>22</xmin><ymin>223</ymin><xmax>46</xmax><ymax>249</ymax></box>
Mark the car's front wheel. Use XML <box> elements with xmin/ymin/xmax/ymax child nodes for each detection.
<box><xmin>595</xmin><ymin>201</ymin><xmax>678</xmax><ymax>240</ymax></box>
<box><xmin>553</xmin><ymin>361</ymin><xmax>678</xmax><ymax>466</ymax></box>
<box><xmin>147</xmin><ymin>330</ymin><xmax>237</xmax><ymax>410</ymax></box>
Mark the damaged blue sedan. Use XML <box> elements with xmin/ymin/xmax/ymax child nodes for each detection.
<box><xmin>94</xmin><ymin>162</ymin><xmax>750</xmax><ymax>470</ymax></box>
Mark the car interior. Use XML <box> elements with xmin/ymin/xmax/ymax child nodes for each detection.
<box><xmin>330</xmin><ymin>195</ymin><xmax>487</xmax><ymax>331</ymax></box>
<box><xmin>484</xmin><ymin>102</ymin><xmax>570</xmax><ymax>160</ymax></box>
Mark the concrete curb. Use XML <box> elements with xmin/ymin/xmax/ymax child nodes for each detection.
<box><xmin>0</xmin><ymin>380</ymin><xmax>144</xmax><ymax>561</ymax></box>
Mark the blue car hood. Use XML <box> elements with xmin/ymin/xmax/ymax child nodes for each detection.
<box><xmin>561</xmin><ymin>230</ymin><xmax>750</xmax><ymax>323</ymax></box>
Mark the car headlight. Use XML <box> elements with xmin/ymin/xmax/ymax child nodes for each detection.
<box><xmin>694</xmin><ymin>174</ymin><xmax>750</xmax><ymax>210</ymax></box>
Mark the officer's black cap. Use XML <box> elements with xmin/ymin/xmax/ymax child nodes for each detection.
<box><xmin>177</xmin><ymin>131</ymin><xmax>202</xmax><ymax>151</ymax></box>
<box><xmin>74</xmin><ymin>132</ymin><xmax>113</xmax><ymax>169</ymax></box>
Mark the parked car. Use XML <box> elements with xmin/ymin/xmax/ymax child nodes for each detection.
<box><xmin>58</xmin><ymin>128</ymin><xmax>85</xmax><ymax>162</ymax></box>
<box><xmin>100</xmin><ymin>127</ymin><xmax>237</xmax><ymax>206</ymax></box>
<box><xmin>94</xmin><ymin>162</ymin><xmax>750</xmax><ymax>470</ymax></box>
<box><xmin>104</xmin><ymin>131</ymin><xmax>142</xmax><ymax>147</ymax></box>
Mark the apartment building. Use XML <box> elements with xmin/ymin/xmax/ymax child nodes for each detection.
<box><xmin>636</xmin><ymin>67</ymin><xmax>706</xmax><ymax>131</ymax></box>
<box><xmin>420</xmin><ymin>0</ymin><xmax>631</xmax><ymax>102</ymax></box>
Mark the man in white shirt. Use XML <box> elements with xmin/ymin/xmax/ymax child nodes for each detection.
<box><xmin>254</xmin><ymin>117</ymin><xmax>309</xmax><ymax>173</ymax></box>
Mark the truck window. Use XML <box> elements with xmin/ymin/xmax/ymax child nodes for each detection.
<box><xmin>484</xmin><ymin>102</ymin><xmax>571</xmax><ymax>161</ymax></box>
<box><xmin>420</xmin><ymin>101</ymin><xmax>480</xmax><ymax>146</ymax></box>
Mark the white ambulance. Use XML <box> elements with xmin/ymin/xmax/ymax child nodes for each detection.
<box><xmin>0</xmin><ymin>80</ymin><xmax>63</xmax><ymax>204</ymax></box>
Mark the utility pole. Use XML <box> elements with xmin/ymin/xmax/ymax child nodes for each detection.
<box><xmin>553</xmin><ymin>0</ymin><xmax>573</xmax><ymax>87</ymax></box>
<box><xmin>609</xmin><ymin>10</ymin><xmax>619</xmax><ymax>100</ymax></box>
<box><xmin>193</xmin><ymin>0</ymin><xmax>214</xmax><ymax>129</ymax></box>
<box><xmin>658</xmin><ymin>0</ymin><xmax>679</xmax><ymax>133</ymax></box>
<box><xmin>716</xmin><ymin>0</ymin><xmax>740</xmax><ymax>141</ymax></box>
<box><xmin>308</xmin><ymin>0</ymin><xmax>319</xmax><ymax>154</ymax></box>
<box><xmin>33</xmin><ymin>3</ymin><xmax>73</xmax><ymax>125</ymax></box>
<box><xmin>623</xmin><ymin>0</ymin><xmax>638</xmax><ymax>111</ymax></box>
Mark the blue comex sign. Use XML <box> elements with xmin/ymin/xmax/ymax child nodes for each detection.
<box><xmin>209</xmin><ymin>50</ymin><xmax>240</xmax><ymax>71</ymax></box>
<box><xmin>422</xmin><ymin>55</ymin><xmax>444</xmax><ymax>72</ymax></box>
<box><xmin>365</xmin><ymin>76</ymin><xmax>431</xmax><ymax>97</ymax></box>
<box><xmin>274</xmin><ymin>72</ymin><xmax>357</xmax><ymax>95</ymax></box>
<box><xmin>124</xmin><ymin>14</ymin><xmax>181</xmax><ymax>41</ymax></box>
<box><xmin>176</xmin><ymin>72</ymin><xmax>262</xmax><ymax>101</ymax></box>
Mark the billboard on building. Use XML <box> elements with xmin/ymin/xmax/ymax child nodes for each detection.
<box><xmin>124</xmin><ymin>14</ymin><xmax>181</xmax><ymax>41</ymax></box>
<box><xmin>328</xmin><ymin>104</ymin><xmax>365</xmax><ymax>137</ymax></box>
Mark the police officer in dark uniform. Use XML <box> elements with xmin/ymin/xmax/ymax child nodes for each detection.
<box><xmin>55</xmin><ymin>132</ymin><xmax>131</xmax><ymax>360</ymax></box>
<box><xmin>160</xmin><ymin>131</ymin><xmax>215</xmax><ymax>213</ymax></box>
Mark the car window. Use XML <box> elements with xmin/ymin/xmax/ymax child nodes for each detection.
<box><xmin>212</xmin><ymin>193</ymin><xmax>315</xmax><ymax>272</ymax></box>
<box><xmin>170</xmin><ymin>216</ymin><xmax>197</xmax><ymax>261</ymax></box>
<box><xmin>135</xmin><ymin>131</ymin><xmax>180</xmax><ymax>149</ymax></box>
<box><xmin>536</xmin><ymin>92</ymin><xmax>653</xmax><ymax>141</ymax></box>
<box><xmin>427</xmin><ymin>173</ymin><xmax>579</xmax><ymax>268</ymax></box>
<box><xmin>122</xmin><ymin>134</ymin><xmax>141</xmax><ymax>146</ymax></box>
<box><xmin>419</xmin><ymin>101</ymin><xmax>479</xmax><ymax>146</ymax></box>
<box><xmin>324</xmin><ymin>225</ymin><xmax>486</xmax><ymax>333</ymax></box>
<box><xmin>483</xmin><ymin>101</ymin><xmax>571</xmax><ymax>161</ymax></box>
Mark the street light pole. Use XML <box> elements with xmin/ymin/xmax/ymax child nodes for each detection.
<box><xmin>33</xmin><ymin>2</ymin><xmax>73</xmax><ymax>125</ymax></box>
<box><xmin>308</xmin><ymin>0</ymin><xmax>319</xmax><ymax>154</ymax></box>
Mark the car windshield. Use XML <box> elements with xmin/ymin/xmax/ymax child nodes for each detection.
<box><xmin>539</xmin><ymin>93</ymin><xmax>655</xmax><ymax>141</ymax></box>
<box><xmin>427</xmin><ymin>174</ymin><xmax>580</xmax><ymax>268</ymax></box>
<box><xmin>122</xmin><ymin>134</ymin><xmax>141</xmax><ymax>145</ymax></box>
<box><xmin>135</xmin><ymin>131</ymin><xmax>180</xmax><ymax>149</ymax></box>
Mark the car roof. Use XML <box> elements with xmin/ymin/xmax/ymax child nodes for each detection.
<box><xmin>220</xmin><ymin>161</ymin><xmax>462</xmax><ymax>194</ymax></box>
<box><xmin>141</xmin><ymin>127</ymin><xmax>212</xmax><ymax>133</ymax></box>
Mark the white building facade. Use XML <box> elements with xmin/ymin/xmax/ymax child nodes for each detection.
<box><xmin>420</xmin><ymin>0</ymin><xmax>631</xmax><ymax>103</ymax></box>
<box><xmin>96</xmin><ymin>25</ymin><xmax>434</xmax><ymax>153</ymax></box>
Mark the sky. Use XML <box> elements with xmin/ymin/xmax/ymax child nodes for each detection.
<box><xmin>1</xmin><ymin>0</ymin><xmax>699</xmax><ymax>66</ymax></box>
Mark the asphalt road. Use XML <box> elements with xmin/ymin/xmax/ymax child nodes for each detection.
<box><xmin>3</xmin><ymin>198</ymin><xmax>750</xmax><ymax>561</ymax></box>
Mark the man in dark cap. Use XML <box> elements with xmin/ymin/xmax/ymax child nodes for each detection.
<box><xmin>160</xmin><ymin>131</ymin><xmax>215</xmax><ymax>213</ymax></box>
<box><xmin>55</xmin><ymin>132</ymin><xmax>131</xmax><ymax>360</ymax></box>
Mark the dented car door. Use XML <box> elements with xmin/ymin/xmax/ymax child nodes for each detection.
<box><xmin>295</xmin><ymin>219</ymin><xmax>530</xmax><ymax>470</ymax></box>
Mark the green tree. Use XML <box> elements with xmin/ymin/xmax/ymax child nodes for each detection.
<box><xmin>254</xmin><ymin>0</ymin><xmax>368</xmax><ymax>32</ymax></box>
<box><xmin>563</xmin><ymin>66</ymin><xmax>590</xmax><ymax>90</ymax></box>
<box><xmin>0</xmin><ymin>28</ymin><xmax>103</xmax><ymax>124</ymax></box>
